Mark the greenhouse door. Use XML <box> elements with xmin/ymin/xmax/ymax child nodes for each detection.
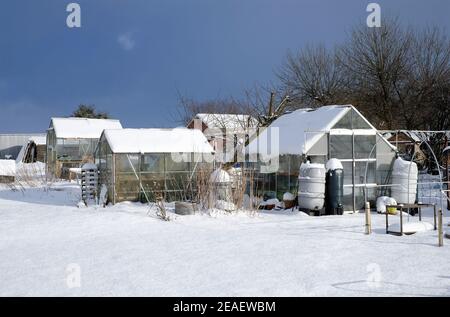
<box><xmin>329</xmin><ymin>130</ymin><xmax>377</xmax><ymax>212</ymax></box>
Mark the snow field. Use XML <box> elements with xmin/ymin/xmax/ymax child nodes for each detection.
<box><xmin>0</xmin><ymin>181</ymin><xmax>449</xmax><ymax>296</ymax></box>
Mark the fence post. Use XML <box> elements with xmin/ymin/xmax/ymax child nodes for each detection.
<box><xmin>365</xmin><ymin>201</ymin><xmax>371</xmax><ymax>235</ymax></box>
<box><xmin>438</xmin><ymin>209</ymin><xmax>443</xmax><ymax>247</ymax></box>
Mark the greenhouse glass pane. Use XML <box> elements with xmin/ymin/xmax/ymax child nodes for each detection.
<box><xmin>341</xmin><ymin>161</ymin><xmax>354</xmax><ymax>185</ymax></box>
<box><xmin>114</xmin><ymin>154</ymin><xmax>141</xmax><ymax>203</ymax></box>
<box><xmin>116</xmin><ymin>154</ymin><xmax>140</xmax><ymax>173</ymax></box>
<box><xmin>166</xmin><ymin>154</ymin><xmax>191</xmax><ymax>172</ymax></box>
<box><xmin>332</xmin><ymin>109</ymin><xmax>372</xmax><ymax>129</ymax></box>
<box><xmin>354</xmin><ymin>161</ymin><xmax>376</xmax><ymax>185</ymax></box>
<box><xmin>354</xmin><ymin>187</ymin><xmax>366</xmax><ymax>211</ymax></box>
<box><xmin>278</xmin><ymin>155</ymin><xmax>291</xmax><ymax>174</ymax></box>
<box><xmin>343</xmin><ymin>187</ymin><xmax>354</xmax><ymax>211</ymax></box>
<box><xmin>330</xmin><ymin>135</ymin><xmax>353</xmax><ymax>159</ymax></box>
<box><xmin>142</xmin><ymin>154</ymin><xmax>165</xmax><ymax>172</ymax></box>
<box><xmin>333</xmin><ymin>111</ymin><xmax>352</xmax><ymax>129</ymax></box>
<box><xmin>351</xmin><ymin>110</ymin><xmax>372</xmax><ymax>129</ymax></box>
<box><xmin>354</xmin><ymin>135</ymin><xmax>376</xmax><ymax>159</ymax></box>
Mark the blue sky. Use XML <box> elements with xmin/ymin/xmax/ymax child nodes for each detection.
<box><xmin>0</xmin><ymin>0</ymin><xmax>449</xmax><ymax>133</ymax></box>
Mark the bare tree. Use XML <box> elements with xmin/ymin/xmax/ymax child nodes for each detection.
<box><xmin>338</xmin><ymin>18</ymin><xmax>413</xmax><ymax>129</ymax></box>
<box><xmin>174</xmin><ymin>92</ymin><xmax>251</xmax><ymax>126</ymax></box>
<box><xmin>277</xmin><ymin>45</ymin><xmax>351</xmax><ymax>108</ymax></box>
<box><xmin>408</xmin><ymin>27</ymin><xmax>450</xmax><ymax>130</ymax></box>
<box><xmin>174</xmin><ymin>19</ymin><xmax>450</xmax><ymax>133</ymax></box>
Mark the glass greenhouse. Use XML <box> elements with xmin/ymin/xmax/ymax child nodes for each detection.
<box><xmin>246</xmin><ymin>105</ymin><xmax>397</xmax><ymax>212</ymax></box>
<box><xmin>95</xmin><ymin>128</ymin><xmax>214</xmax><ymax>204</ymax></box>
<box><xmin>46</xmin><ymin>117</ymin><xmax>123</xmax><ymax>178</ymax></box>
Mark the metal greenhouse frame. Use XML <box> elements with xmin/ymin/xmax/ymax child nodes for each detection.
<box><xmin>94</xmin><ymin>129</ymin><xmax>214</xmax><ymax>205</ymax></box>
<box><xmin>247</xmin><ymin>105</ymin><xmax>398</xmax><ymax>213</ymax></box>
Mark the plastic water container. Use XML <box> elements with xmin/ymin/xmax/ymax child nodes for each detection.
<box><xmin>325</xmin><ymin>158</ymin><xmax>344</xmax><ymax>215</ymax></box>
<box><xmin>298</xmin><ymin>161</ymin><xmax>326</xmax><ymax>210</ymax></box>
<box><xmin>391</xmin><ymin>157</ymin><xmax>418</xmax><ymax>204</ymax></box>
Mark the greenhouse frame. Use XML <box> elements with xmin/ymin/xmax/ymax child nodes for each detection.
<box><xmin>246</xmin><ymin>105</ymin><xmax>398</xmax><ymax>212</ymax></box>
<box><xmin>95</xmin><ymin>128</ymin><xmax>214</xmax><ymax>204</ymax></box>
<box><xmin>46</xmin><ymin>117</ymin><xmax>123</xmax><ymax>178</ymax></box>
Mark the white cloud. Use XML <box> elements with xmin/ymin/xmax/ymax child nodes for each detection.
<box><xmin>117</xmin><ymin>32</ymin><xmax>135</xmax><ymax>51</ymax></box>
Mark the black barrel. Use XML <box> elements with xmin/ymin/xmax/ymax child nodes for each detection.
<box><xmin>325</xmin><ymin>163</ymin><xmax>344</xmax><ymax>215</ymax></box>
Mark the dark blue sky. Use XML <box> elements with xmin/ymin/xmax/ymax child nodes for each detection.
<box><xmin>1</xmin><ymin>0</ymin><xmax>449</xmax><ymax>133</ymax></box>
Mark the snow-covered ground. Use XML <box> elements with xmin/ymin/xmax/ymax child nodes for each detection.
<box><xmin>1</xmin><ymin>181</ymin><xmax>450</xmax><ymax>297</ymax></box>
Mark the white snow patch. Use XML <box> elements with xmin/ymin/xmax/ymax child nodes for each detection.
<box><xmin>283</xmin><ymin>192</ymin><xmax>295</xmax><ymax>201</ymax></box>
<box><xmin>326</xmin><ymin>158</ymin><xmax>343</xmax><ymax>171</ymax></box>
<box><xmin>376</xmin><ymin>196</ymin><xmax>397</xmax><ymax>213</ymax></box>
<box><xmin>0</xmin><ymin>160</ymin><xmax>16</xmax><ymax>176</ymax></box>
<box><xmin>389</xmin><ymin>221</ymin><xmax>434</xmax><ymax>234</ymax></box>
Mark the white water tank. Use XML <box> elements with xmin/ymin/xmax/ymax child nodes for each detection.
<box><xmin>298</xmin><ymin>161</ymin><xmax>326</xmax><ymax>210</ymax></box>
<box><xmin>391</xmin><ymin>157</ymin><xmax>418</xmax><ymax>204</ymax></box>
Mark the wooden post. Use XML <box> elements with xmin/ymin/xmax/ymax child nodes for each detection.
<box><xmin>438</xmin><ymin>209</ymin><xmax>444</xmax><ymax>247</ymax></box>
<box><xmin>365</xmin><ymin>202</ymin><xmax>371</xmax><ymax>234</ymax></box>
<box><xmin>434</xmin><ymin>205</ymin><xmax>437</xmax><ymax>230</ymax></box>
<box><xmin>385</xmin><ymin>208</ymin><xmax>389</xmax><ymax>234</ymax></box>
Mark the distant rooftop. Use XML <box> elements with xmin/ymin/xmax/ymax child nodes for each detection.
<box><xmin>193</xmin><ymin>113</ymin><xmax>258</xmax><ymax>131</ymax></box>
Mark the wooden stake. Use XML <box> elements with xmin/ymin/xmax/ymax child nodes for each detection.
<box><xmin>438</xmin><ymin>209</ymin><xmax>443</xmax><ymax>247</ymax></box>
<box><xmin>365</xmin><ymin>202</ymin><xmax>371</xmax><ymax>235</ymax></box>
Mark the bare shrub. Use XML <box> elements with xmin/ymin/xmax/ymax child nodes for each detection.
<box><xmin>155</xmin><ymin>196</ymin><xmax>171</xmax><ymax>221</ymax></box>
<box><xmin>9</xmin><ymin>163</ymin><xmax>53</xmax><ymax>192</ymax></box>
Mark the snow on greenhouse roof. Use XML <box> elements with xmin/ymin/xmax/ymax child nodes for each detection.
<box><xmin>247</xmin><ymin>105</ymin><xmax>376</xmax><ymax>156</ymax></box>
<box><xmin>194</xmin><ymin>113</ymin><xmax>258</xmax><ymax>130</ymax></box>
<box><xmin>50</xmin><ymin>118</ymin><xmax>123</xmax><ymax>139</ymax></box>
<box><xmin>102</xmin><ymin>128</ymin><xmax>214</xmax><ymax>154</ymax></box>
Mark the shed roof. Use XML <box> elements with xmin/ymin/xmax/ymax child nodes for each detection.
<box><xmin>50</xmin><ymin>117</ymin><xmax>123</xmax><ymax>139</ymax></box>
<box><xmin>193</xmin><ymin>113</ymin><xmax>258</xmax><ymax>130</ymax></box>
<box><xmin>102</xmin><ymin>128</ymin><xmax>214</xmax><ymax>154</ymax></box>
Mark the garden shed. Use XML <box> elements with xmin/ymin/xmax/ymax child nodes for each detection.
<box><xmin>95</xmin><ymin>128</ymin><xmax>214</xmax><ymax>204</ymax></box>
<box><xmin>46</xmin><ymin>117</ymin><xmax>123</xmax><ymax>178</ymax></box>
<box><xmin>246</xmin><ymin>105</ymin><xmax>397</xmax><ymax>212</ymax></box>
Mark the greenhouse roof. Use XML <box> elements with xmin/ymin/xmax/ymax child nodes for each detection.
<box><xmin>50</xmin><ymin>117</ymin><xmax>123</xmax><ymax>139</ymax></box>
<box><xmin>247</xmin><ymin>105</ymin><xmax>382</xmax><ymax>156</ymax></box>
<box><xmin>102</xmin><ymin>128</ymin><xmax>214</xmax><ymax>154</ymax></box>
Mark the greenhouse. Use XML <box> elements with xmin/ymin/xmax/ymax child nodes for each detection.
<box><xmin>246</xmin><ymin>105</ymin><xmax>397</xmax><ymax>212</ymax></box>
<box><xmin>46</xmin><ymin>117</ymin><xmax>123</xmax><ymax>178</ymax></box>
<box><xmin>95</xmin><ymin>128</ymin><xmax>214</xmax><ymax>204</ymax></box>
